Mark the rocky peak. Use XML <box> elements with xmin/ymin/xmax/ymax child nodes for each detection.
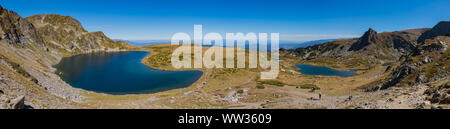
<box><xmin>90</xmin><ymin>31</ymin><xmax>108</xmax><ymax>37</ymax></box>
<box><xmin>349</xmin><ymin>28</ymin><xmax>379</xmax><ymax>51</ymax></box>
<box><xmin>417</xmin><ymin>21</ymin><xmax>450</xmax><ymax>43</ymax></box>
<box><xmin>361</xmin><ymin>28</ymin><xmax>378</xmax><ymax>42</ymax></box>
<box><xmin>0</xmin><ymin>5</ymin><xmax>44</xmax><ymax>47</ymax></box>
<box><xmin>26</xmin><ymin>14</ymin><xmax>86</xmax><ymax>32</ymax></box>
<box><xmin>365</xmin><ymin>28</ymin><xmax>377</xmax><ymax>35</ymax></box>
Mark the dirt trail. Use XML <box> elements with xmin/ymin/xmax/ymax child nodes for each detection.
<box><xmin>230</xmin><ymin>83</ymin><xmax>435</xmax><ymax>109</ymax></box>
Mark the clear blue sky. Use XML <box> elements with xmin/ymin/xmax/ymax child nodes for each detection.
<box><xmin>2</xmin><ymin>0</ymin><xmax>449</xmax><ymax>42</ymax></box>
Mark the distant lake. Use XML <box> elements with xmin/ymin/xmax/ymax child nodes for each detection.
<box><xmin>295</xmin><ymin>64</ymin><xmax>356</xmax><ymax>77</ymax></box>
<box><xmin>54</xmin><ymin>51</ymin><xmax>202</xmax><ymax>94</ymax></box>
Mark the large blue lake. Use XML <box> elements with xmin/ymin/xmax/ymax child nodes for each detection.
<box><xmin>295</xmin><ymin>64</ymin><xmax>356</xmax><ymax>77</ymax></box>
<box><xmin>54</xmin><ymin>51</ymin><xmax>202</xmax><ymax>94</ymax></box>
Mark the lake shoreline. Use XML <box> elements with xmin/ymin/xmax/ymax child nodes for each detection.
<box><xmin>295</xmin><ymin>64</ymin><xmax>357</xmax><ymax>77</ymax></box>
<box><xmin>54</xmin><ymin>50</ymin><xmax>204</xmax><ymax>96</ymax></box>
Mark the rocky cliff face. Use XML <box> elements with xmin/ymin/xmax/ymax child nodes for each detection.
<box><xmin>349</xmin><ymin>28</ymin><xmax>379</xmax><ymax>51</ymax></box>
<box><xmin>371</xmin><ymin>22</ymin><xmax>450</xmax><ymax>92</ymax></box>
<box><xmin>373</xmin><ymin>36</ymin><xmax>449</xmax><ymax>104</ymax></box>
<box><xmin>347</xmin><ymin>22</ymin><xmax>450</xmax><ymax>107</ymax></box>
<box><xmin>0</xmin><ymin>5</ymin><xmax>45</xmax><ymax>47</ymax></box>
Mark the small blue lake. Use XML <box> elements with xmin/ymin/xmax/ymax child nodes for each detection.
<box><xmin>54</xmin><ymin>51</ymin><xmax>202</xmax><ymax>94</ymax></box>
<box><xmin>295</xmin><ymin>64</ymin><xmax>356</xmax><ymax>77</ymax></box>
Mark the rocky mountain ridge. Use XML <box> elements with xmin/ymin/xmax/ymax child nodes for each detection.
<box><xmin>25</xmin><ymin>14</ymin><xmax>130</xmax><ymax>55</ymax></box>
<box><xmin>0</xmin><ymin>5</ymin><xmax>45</xmax><ymax>47</ymax></box>
<box><xmin>282</xmin><ymin>27</ymin><xmax>429</xmax><ymax>65</ymax></box>
<box><xmin>418</xmin><ymin>21</ymin><xmax>450</xmax><ymax>43</ymax></box>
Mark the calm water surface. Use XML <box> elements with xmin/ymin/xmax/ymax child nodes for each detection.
<box><xmin>54</xmin><ymin>51</ymin><xmax>202</xmax><ymax>94</ymax></box>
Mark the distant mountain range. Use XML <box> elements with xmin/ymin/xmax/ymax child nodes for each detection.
<box><xmin>117</xmin><ymin>39</ymin><xmax>340</xmax><ymax>49</ymax></box>
<box><xmin>279</xmin><ymin>39</ymin><xmax>341</xmax><ymax>49</ymax></box>
<box><xmin>113</xmin><ymin>39</ymin><xmax>171</xmax><ymax>47</ymax></box>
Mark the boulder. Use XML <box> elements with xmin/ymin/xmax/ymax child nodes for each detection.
<box><xmin>441</xmin><ymin>94</ymin><xmax>450</xmax><ymax>104</ymax></box>
<box><xmin>431</xmin><ymin>105</ymin><xmax>438</xmax><ymax>109</ymax></box>
<box><xmin>349</xmin><ymin>28</ymin><xmax>378</xmax><ymax>51</ymax></box>
<box><xmin>421</xmin><ymin>56</ymin><xmax>431</xmax><ymax>63</ymax></box>
<box><xmin>380</xmin><ymin>66</ymin><xmax>414</xmax><ymax>90</ymax></box>
<box><xmin>415</xmin><ymin>103</ymin><xmax>425</xmax><ymax>109</ymax></box>
<box><xmin>433</xmin><ymin>90</ymin><xmax>440</xmax><ymax>98</ymax></box>
<box><xmin>415</xmin><ymin>74</ymin><xmax>426</xmax><ymax>85</ymax></box>
<box><xmin>0</xmin><ymin>95</ymin><xmax>9</xmax><ymax>103</ymax></box>
<box><xmin>9</xmin><ymin>95</ymin><xmax>25</xmax><ymax>109</ymax></box>
<box><xmin>437</xmin><ymin>40</ymin><xmax>448</xmax><ymax>53</ymax></box>
<box><xmin>430</xmin><ymin>90</ymin><xmax>441</xmax><ymax>103</ymax></box>
<box><xmin>0</xmin><ymin>96</ymin><xmax>8</xmax><ymax>109</ymax></box>
<box><xmin>387</xmin><ymin>98</ymin><xmax>394</xmax><ymax>102</ymax></box>
<box><xmin>0</xmin><ymin>103</ymin><xmax>6</xmax><ymax>109</ymax></box>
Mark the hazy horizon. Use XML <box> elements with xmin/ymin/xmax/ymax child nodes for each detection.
<box><xmin>2</xmin><ymin>0</ymin><xmax>449</xmax><ymax>42</ymax></box>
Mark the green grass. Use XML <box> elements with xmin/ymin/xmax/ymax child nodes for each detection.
<box><xmin>237</xmin><ymin>89</ymin><xmax>244</xmax><ymax>94</ymax></box>
<box><xmin>425</xmin><ymin>64</ymin><xmax>438</xmax><ymax>80</ymax></box>
<box><xmin>7</xmin><ymin>60</ymin><xmax>39</xmax><ymax>84</ymax></box>
<box><xmin>299</xmin><ymin>84</ymin><xmax>320</xmax><ymax>89</ymax></box>
<box><xmin>357</xmin><ymin>78</ymin><xmax>384</xmax><ymax>89</ymax></box>
<box><xmin>256</xmin><ymin>84</ymin><xmax>265</xmax><ymax>89</ymax></box>
<box><xmin>10</xmin><ymin>62</ymin><xmax>31</xmax><ymax>78</ymax></box>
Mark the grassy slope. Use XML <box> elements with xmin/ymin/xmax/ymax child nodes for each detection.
<box><xmin>81</xmin><ymin>43</ymin><xmax>391</xmax><ymax>108</ymax></box>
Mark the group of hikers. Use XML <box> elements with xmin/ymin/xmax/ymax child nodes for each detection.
<box><xmin>304</xmin><ymin>85</ymin><xmax>353</xmax><ymax>101</ymax></box>
<box><xmin>307</xmin><ymin>87</ymin><xmax>322</xmax><ymax>100</ymax></box>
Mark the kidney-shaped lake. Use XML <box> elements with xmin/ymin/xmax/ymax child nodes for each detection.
<box><xmin>54</xmin><ymin>51</ymin><xmax>202</xmax><ymax>94</ymax></box>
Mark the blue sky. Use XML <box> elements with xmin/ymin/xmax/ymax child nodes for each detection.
<box><xmin>2</xmin><ymin>0</ymin><xmax>449</xmax><ymax>42</ymax></box>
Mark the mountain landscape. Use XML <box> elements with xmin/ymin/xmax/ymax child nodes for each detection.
<box><xmin>280</xmin><ymin>22</ymin><xmax>449</xmax><ymax>108</ymax></box>
<box><xmin>0</xmin><ymin>4</ymin><xmax>448</xmax><ymax>109</ymax></box>
<box><xmin>0</xmin><ymin>5</ymin><xmax>130</xmax><ymax>108</ymax></box>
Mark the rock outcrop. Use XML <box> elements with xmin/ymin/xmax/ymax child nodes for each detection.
<box><xmin>9</xmin><ymin>95</ymin><xmax>25</xmax><ymax>109</ymax></box>
<box><xmin>0</xmin><ymin>5</ymin><xmax>45</xmax><ymax>47</ymax></box>
<box><xmin>25</xmin><ymin>14</ymin><xmax>130</xmax><ymax>54</ymax></box>
<box><xmin>349</xmin><ymin>28</ymin><xmax>379</xmax><ymax>51</ymax></box>
<box><xmin>281</xmin><ymin>28</ymin><xmax>427</xmax><ymax>65</ymax></box>
<box><xmin>425</xmin><ymin>82</ymin><xmax>450</xmax><ymax>104</ymax></box>
<box><xmin>417</xmin><ymin>21</ymin><xmax>450</xmax><ymax>43</ymax></box>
